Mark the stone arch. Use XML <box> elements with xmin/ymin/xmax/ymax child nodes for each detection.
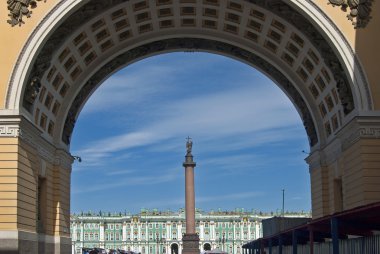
<box><xmin>6</xmin><ymin>0</ymin><xmax>371</xmax><ymax>151</ymax></box>
<box><xmin>1</xmin><ymin>0</ymin><xmax>380</xmax><ymax>253</ymax></box>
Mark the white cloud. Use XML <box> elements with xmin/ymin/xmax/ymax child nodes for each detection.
<box><xmin>72</xmin><ymin>171</ymin><xmax>177</xmax><ymax>194</ymax></box>
<box><xmin>81</xmin><ymin>65</ymin><xmax>178</xmax><ymax>114</ymax></box>
<box><xmin>197</xmin><ymin>191</ymin><xmax>263</xmax><ymax>203</ymax></box>
<box><xmin>105</xmin><ymin>169</ymin><xmax>135</xmax><ymax>176</ymax></box>
<box><xmin>74</xmin><ymin>84</ymin><xmax>302</xmax><ymax>167</ymax></box>
<box><xmin>133</xmin><ymin>191</ymin><xmax>263</xmax><ymax>209</ymax></box>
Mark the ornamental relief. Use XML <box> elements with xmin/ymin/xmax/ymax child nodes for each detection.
<box><xmin>6</xmin><ymin>0</ymin><xmax>372</xmax><ymax>28</ymax></box>
<box><xmin>328</xmin><ymin>0</ymin><xmax>373</xmax><ymax>28</ymax></box>
<box><xmin>7</xmin><ymin>0</ymin><xmax>45</xmax><ymax>27</ymax></box>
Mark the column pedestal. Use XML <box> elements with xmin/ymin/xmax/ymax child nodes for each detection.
<box><xmin>182</xmin><ymin>233</ymin><xmax>199</xmax><ymax>254</ymax></box>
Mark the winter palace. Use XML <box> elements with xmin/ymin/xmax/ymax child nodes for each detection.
<box><xmin>70</xmin><ymin>209</ymin><xmax>309</xmax><ymax>253</ymax></box>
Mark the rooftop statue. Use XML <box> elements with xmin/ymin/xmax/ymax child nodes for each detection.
<box><xmin>328</xmin><ymin>0</ymin><xmax>373</xmax><ymax>28</ymax></box>
<box><xmin>186</xmin><ymin>136</ymin><xmax>193</xmax><ymax>155</ymax></box>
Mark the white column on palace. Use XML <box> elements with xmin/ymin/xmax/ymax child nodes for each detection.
<box><xmin>100</xmin><ymin>223</ymin><xmax>105</xmax><ymax>242</ymax></box>
<box><xmin>122</xmin><ymin>222</ymin><xmax>127</xmax><ymax>241</ymax></box>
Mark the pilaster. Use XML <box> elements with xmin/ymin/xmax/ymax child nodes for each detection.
<box><xmin>122</xmin><ymin>222</ymin><xmax>127</xmax><ymax>241</ymax></box>
<box><xmin>307</xmin><ymin>116</ymin><xmax>380</xmax><ymax>218</ymax></box>
<box><xmin>0</xmin><ymin>116</ymin><xmax>72</xmax><ymax>253</ymax></box>
<box><xmin>338</xmin><ymin>116</ymin><xmax>380</xmax><ymax>210</ymax></box>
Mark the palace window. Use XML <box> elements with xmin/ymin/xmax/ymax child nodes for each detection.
<box><xmin>95</xmin><ymin>233</ymin><xmax>99</xmax><ymax>239</ymax></box>
<box><xmin>84</xmin><ymin>234</ymin><xmax>88</xmax><ymax>240</ymax></box>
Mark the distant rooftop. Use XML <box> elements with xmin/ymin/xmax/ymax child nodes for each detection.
<box><xmin>71</xmin><ymin>208</ymin><xmax>311</xmax><ymax>218</ymax></box>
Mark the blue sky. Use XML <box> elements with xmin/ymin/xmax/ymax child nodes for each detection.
<box><xmin>70</xmin><ymin>52</ymin><xmax>311</xmax><ymax>214</ymax></box>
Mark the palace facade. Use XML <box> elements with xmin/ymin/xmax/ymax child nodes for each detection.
<box><xmin>70</xmin><ymin>209</ymin><xmax>310</xmax><ymax>254</ymax></box>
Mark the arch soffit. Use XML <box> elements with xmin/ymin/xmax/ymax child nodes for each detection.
<box><xmin>6</xmin><ymin>0</ymin><xmax>368</xmax><ymax>150</ymax></box>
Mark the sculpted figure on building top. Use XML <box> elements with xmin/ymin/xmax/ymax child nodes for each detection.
<box><xmin>7</xmin><ymin>0</ymin><xmax>45</xmax><ymax>26</ymax></box>
<box><xmin>328</xmin><ymin>0</ymin><xmax>372</xmax><ymax>28</ymax></box>
<box><xmin>186</xmin><ymin>136</ymin><xmax>193</xmax><ymax>155</ymax></box>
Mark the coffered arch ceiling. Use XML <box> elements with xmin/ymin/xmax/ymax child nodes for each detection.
<box><xmin>7</xmin><ymin>0</ymin><xmax>372</xmax><ymax>151</ymax></box>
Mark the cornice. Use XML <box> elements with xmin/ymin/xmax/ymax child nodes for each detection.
<box><xmin>0</xmin><ymin>118</ymin><xmax>21</xmax><ymax>137</ymax></box>
<box><xmin>307</xmin><ymin>116</ymin><xmax>380</xmax><ymax>169</ymax></box>
<box><xmin>0</xmin><ymin>116</ymin><xmax>73</xmax><ymax>170</ymax></box>
<box><xmin>338</xmin><ymin>116</ymin><xmax>380</xmax><ymax>150</ymax></box>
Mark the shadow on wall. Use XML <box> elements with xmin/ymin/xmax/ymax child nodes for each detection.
<box><xmin>355</xmin><ymin>0</ymin><xmax>380</xmax><ymax>110</ymax></box>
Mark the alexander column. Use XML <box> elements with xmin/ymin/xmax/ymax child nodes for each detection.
<box><xmin>182</xmin><ymin>137</ymin><xmax>200</xmax><ymax>254</ymax></box>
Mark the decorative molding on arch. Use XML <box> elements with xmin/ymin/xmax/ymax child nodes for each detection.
<box><xmin>303</xmin><ymin>0</ymin><xmax>372</xmax><ymax>110</ymax></box>
<box><xmin>61</xmin><ymin>38</ymin><xmax>319</xmax><ymax>147</ymax></box>
<box><xmin>6</xmin><ymin>0</ymin><xmax>73</xmax><ymax>110</ymax></box>
<box><xmin>6</xmin><ymin>0</ymin><xmax>374</xmax><ymax>152</ymax></box>
<box><xmin>254</xmin><ymin>0</ymin><xmax>355</xmax><ymax>115</ymax></box>
<box><xmin>15</xmin><ymin>0</ymin><xmax>356</xmax><ymax>116</ymax></box>
<box><xmin>327</xmin><ymin>0</ymin><xmax>374</xmax><ymax>28</ymax></box>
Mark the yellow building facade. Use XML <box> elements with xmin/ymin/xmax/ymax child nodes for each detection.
<box><xmin>0</xmin><ymin>0</ymin><xmax>379</xmax><ymax>253</ymax></box>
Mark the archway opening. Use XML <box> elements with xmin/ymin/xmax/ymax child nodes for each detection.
<box><xmin>70</xmin><ymin>52</ymin><xmax>311</xmax><ymax>214</ymax></box>
<box><xmin>204</xmin><ymin>243</ymin><xmax>211</xmax><ymax>251</ymax></box>
<box><xmin>171</xmin><ymin>243</ymin><xmax>179</xmax><ymax>254</ymax></box>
